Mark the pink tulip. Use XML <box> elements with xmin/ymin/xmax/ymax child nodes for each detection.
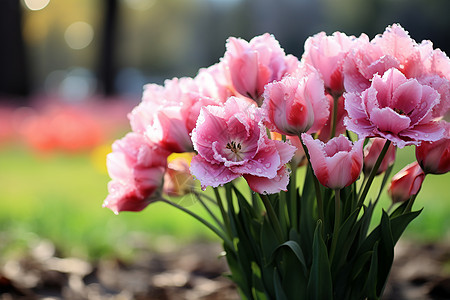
<box><xmin>262</xmin><ymin>70</ymin><xmax>329</xmax><ymax>136</ymax></box>
<box><xmin>129</xmin><ymin>77</ymin><xmax>217</xmax><ymax>153</ymax></box>
<box><xmin>301</xmin><ymin>133</ymin><xmax>364</xmax><ymax>189</ymax></box>
<box><xmin>415</xmin><ymin>124</ymin><xmax>450</xmax><ymax>174</ymax></box>
<box><xmin>388</xmin><ymin>162</ymin><xmax>425</xmax><ymax>203</ymax></box>
<box><xmin>103</xmin><ymin>133</ymin><xmax>169</xmax><ymax>214</ymax></box>
<box><xmin>363</xmin><ymin>138</ymin><xmax>397</xmax><ymax>176</ymax></box>
<box><xmin>302</xmin><ymin>31</ymin><xmax>367</xmax><ymax>96</ymax></box>
<box><xmin>223</xmin><ymin>33</ymin><xmax>300</xmax><ymax>102</ymax></box>
<box><xmin>190</xmin><ymin>97</ymin><xmax>296</xmax><ymax>194</ymax></box>
<box><xmin>345</xmin><ymin>68</ymin><xmax>445</xmax><ymax>148</ymax></box>
<box><xmin>195</xmin><ymin>62</ymin><xmax>237</xmax><ymax>104</ymax></box>
<box><xmin>343</xmin><ymin>24</ymin><xmax>450</xmax><ymax>119</ymax></box>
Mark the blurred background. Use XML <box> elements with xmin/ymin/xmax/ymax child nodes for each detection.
<box><xmin>0</xmin><ymin>0</ymin><xmax>450</xmax><ymax>262</ymax></box>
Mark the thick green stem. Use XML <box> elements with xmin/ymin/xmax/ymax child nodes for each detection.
<box><xmin>357</xmin><ymin>139</ymin><xmax>391</xmax><ymax>208</ymax></box>
<box><xmin>299</xmin><ymin>134</ymin><xmax>324</xmax><ymax>221</ymax></box>
<box><xmin>161</xmin><ymin>198</ymin><xmax>233</xmax><ymax>249</ymax></box>
<box><xmin>330</xmin><ymin>189</ymin><xmax>341</xmax><ymax>262</ymax></box>
<box><xmin>260</xmin><ymin>194</ymin><xmax>285</xmax><ymax>243</ymax></box>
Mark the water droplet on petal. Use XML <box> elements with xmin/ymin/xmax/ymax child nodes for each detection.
<box><xmin>265</xmin><ymin>163</ymin><xmax>271</xmax><ymax>168</ymax></box>
<box><xmin>256</xmin><ymin>168</ymin><xmax>262</xmax><ymax>173</ymax></box>
<box><xmin>415</xmin><ymin>133</ymin><xmax>419</xmax><ymax>137</ymax></box>
<box><xmin>425</xmin><ymin>134</ymin><xmax>429</xmax><ymax>138</ymax></box>
<box><xmin>354</xmin><ymin>120</ymin><xmax>359</xmax><ymax>124</ymax></box>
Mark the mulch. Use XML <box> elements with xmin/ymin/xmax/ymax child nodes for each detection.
<box><xmin>1</xmin><ymin>239</ymin><xmax>449</xmax><ymax>299</ymax></box>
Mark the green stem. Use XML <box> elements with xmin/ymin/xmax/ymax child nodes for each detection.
<box><xmin>196</xmin><ymin>194</ymin><xmax>224</xmax><ymax>230</ymax></box>
<box><xmin>330</xmin><ymin>94</ymin><xmax>340</xmax><ymax>139</ymax></box>
<box><xmin>214</xmin><ymin>188</ymin><xmax>231</xmax><ymax>235</ymax></box>
<box><xmin>290</xmin><ymin>162</ymin><xmax>298</xmax><ymax>230</ymax></box>
<box><xmin>330</xmin><ymin>189</ymin><xmax>341</xmax><ymax>262</ymax></box>
<box><xmin>160</xmin><ymin>198</ymin><xmax>233</xmax><ymax>249</ymax></box>
<box><xmin>260</xmin><ymin>194</ymin><xmax>284</xmax><ymax>243</ymax></box>
<box><xmin>357</xmin><ymin>139</ymin><xmax>391</xmax><ymax>208</ymax></box>
<box><xmin>299</xmin><ymin>134</ymin><xmax>324</xmax><ymax>221</ymax></box>
<box><xmin>404</xmin><ymin>190</ymin><xmax>421</xmax><ymax>213</ymax></box>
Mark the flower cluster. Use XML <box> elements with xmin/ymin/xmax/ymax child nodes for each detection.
<box><xmin>104</xmin><ymin>24</ymin><xmax>448</xmax><ymax>214</ymax></box>
<box><xmin>104</xmin><ymin>24</ymin><xmax>449</xmax><ymax>299</ymax></box>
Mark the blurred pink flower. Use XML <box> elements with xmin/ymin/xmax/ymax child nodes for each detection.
<box><xmin>223</xmin><ymin>33</ymin><xmax>300</xmax><ymax>102</ymax></box>
<box><xmin>163</xmin><ymin>156</ymin><xmax>195</xmax><ymax>197</ymax></box>
<box><xmin>363</xmin><ymin>137</ymin><xmax>397</xmax><ymax>176</ymax></box>
<box><xmin>103</xmin><ymin>133</ymin><xmax>168</xmax><ymax>214</ymax></box>
<box><xmin>301</xmin><ymin>133</ymin><xmax>364</xmax><ymax>189</ymax></box>
<box><xmin>262</xmin><ymin>70</ymin><xmax>329</xmax><ymax>136</ymax></box>
<box><xmin>388</xmin><ymin>162</ymin><xmax>425</xmax><ymax>203</ymax></box>
<box><xmin>302</xmin><ymin>31</ymin><xmax>367</xmax><ymax>96</ymax></box>
<box><xmin>129</xmin><ymin>77</ymin><xmax>217</xmax><ymax>153</ymax></box>
<box><xmin>415</xmin><ymin>124</ymin><xmax>450</xmax><ymax>174</ymax></box>
<box><xmin>345</xmin><ymin>68</ymin><xmax>445</xmax><ymax>148</ymax></box>
<box><xmin>190</xmin><ymin>97</ymin><xmax>296</xmax><ymax>194</ymax></box>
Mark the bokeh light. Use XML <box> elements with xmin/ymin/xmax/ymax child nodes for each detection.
<box><xmin>23</xmin><ymin>0</ymin><xmax>50</xmax><ymax>11</ymax></box>
<box><xmin>64</xmin><ymin>21</ymin><xmax>94</xmax><ymax>50</ymax></box>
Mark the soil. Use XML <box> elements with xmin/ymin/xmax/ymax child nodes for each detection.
<box><xmin>0</xmin><ymin>239</ymin><xmax>449</xmax><ymax>300</ymax></box>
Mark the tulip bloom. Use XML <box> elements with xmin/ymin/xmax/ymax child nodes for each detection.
<box><xmin>301</xmin><ymin>133</ymin><xmax>364</xmax><ymax>189</ymax></box>
<box><xmin>103</xmin><ymin>133</ymin><xmax>169</xmax><ymax>214</ymax></box>
<box><xmin>363</xmin><ymin>138</ymin><xmax>397</xmax><ymax>176</ymax></box>
<box><xmin>415</xmin><ymin>126</ymin><xmax>450</xmax><ymax>174</ymax></box>
<box><xmin>388</xmin><ymin>162</ymin><xmax>425</xmax><ymax>203</ymax></box>
<box><xmin>129</xmin><ymin>78</ymin><xmax>217</xmax><ymax>153</ymax></box>
<box><xmin>190</xmin><ymin>97</ymin><xmax>296</xmax><ymax>194</ymax></box>
<box><xmin>262</xmin><ymin>71</ymin><xmax>329</xmax><ymax>136</ymax></box>
<box><xmin>345</xmin><ymin>68</ymin><xmax>445</xmax><ymax>148</ymax></box>
<box><xmin>302</xmin><ymin>31</ymin><xmax>367</xmax><ymax>96</ymax></box>
<box><xmin>223</xmin><ymin>33</ymin><xmax>300</xmax><ymax>102</ymax></box>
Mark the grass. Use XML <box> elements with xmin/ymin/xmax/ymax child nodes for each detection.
<box><xmin>0</xmin><ymin>143</ymin><xmax>448</xmax><ymax>261</ymax></box>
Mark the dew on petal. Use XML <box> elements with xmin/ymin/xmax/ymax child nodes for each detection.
<box><xmin>265</xmin><ymin>163</ymin><xmax>271</xmax><ymax>168</ymax></box>
<box><xmin>256</xmin><ymin>168</ymin><xmax>262</xmax><ymax>173</ymax></box>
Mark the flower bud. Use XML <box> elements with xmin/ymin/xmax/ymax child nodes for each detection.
<box><xmin>388</xmin><ymin>162</ymin><xmax>425</xmax><ymax>203</ymax></box>
<box><xmin>415</xmin><ymin>127</ymin><xmax>449</xmax><ymax>174</ymax></box>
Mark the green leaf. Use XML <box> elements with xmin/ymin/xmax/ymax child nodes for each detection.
<box><xmin>273</xmin><ymin>268</ymin><xmax>288</xmax><ymax>300</ymax></box>
<box><xmin>307</xmin><ymin>221</ymin><xmax>333</xmax><ymax>300</ymax></box>
<box><xmin>376</xmin><ymin>211</ymin><xmax>394</xmax><ymax>297</ymax></box>
<box><xmin>363</xmin><ymin>241</ymin><xmax>379</xmax><ymax>300</ymax></box>
<box><xmin>269</xmin><ymin>240</ymin><xmax>307</xmax><ymax>276</ymax></box>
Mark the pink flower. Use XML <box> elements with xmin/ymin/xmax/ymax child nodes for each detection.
<box><xmin>344</xmin><ymin>68</ymin><xmax>445</xmax><ymax>148</ymax></box>
<box><xmin>363</xmin><ymin>138</ymin><xmax>397</xmax><ymax>176</ymax></box>
<box><xmin>223</xmin><ymin>33</ymin><xmax>300</xmax><ymax>102</ymax></box>
<box><xmin>301</xmin><ymin>133</ymin><xmax>364</xmax><ymax>189</ymax></box>
<box><xmin>388</xmin><ymin>162</ymin><xmax>425</xmax><ymax>203</ymax></box>
<box><xmin>415</xmin><ymin>124</ymin><xmax>450</xmax><ymax>174</ymax></box>
<box><xmin>343</xmin><ymin>24</ymin><xmax>450</xmax><ymax>118</ymax></box>
<box><xmin>129</xmin><ymin>77</ymin><xmax>217</xmax><ymax>153</ymax></box>
<box><xmin>103</xmin><ymin>133</ymin><xmax>169</xmax><ymax>214</ymax></box>
<box><xmin>262</xmin><ymin>70</ymin><xmax>329</xmax><ymax>136</ymax></box>
<box><xmin>195</xmin><ymin>62</ymin><xmax>237</xmax><ymax>104</ymax></box>
<box><xmin>302</xmin><ymin>31</ymin><xmax>367</xmax><ymax>96</ymax></box>
<box><xmin>163</xmin><ymin>155</ymin><xmax>196</xmax><ymax>197</ymax></box>
<box><xmin>190</xmin><ymin>97</ymin><xmax>296</xmax><ymax>194</ymax></box>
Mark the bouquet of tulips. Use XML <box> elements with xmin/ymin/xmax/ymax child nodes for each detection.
<box><xmin>103</xmin><ymin>24</ymin><xmax>449</xmax><ymax>299</ymax></box>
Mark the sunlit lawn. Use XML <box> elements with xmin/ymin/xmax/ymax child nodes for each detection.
<box><xmin>0</xmin><ymin>143</ymin><xmax>448</xmax><ymax>260</ymax></box>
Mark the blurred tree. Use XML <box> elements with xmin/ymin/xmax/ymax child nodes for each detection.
<box><xmin>0</xmin><ymin>0</ymin><xmax>30</xmax><ymax>102</ymax></box>
<box><xmin>98</xmin><ymin>0</ymin><xmax>118</xmax><ymax>96</ymax></box>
